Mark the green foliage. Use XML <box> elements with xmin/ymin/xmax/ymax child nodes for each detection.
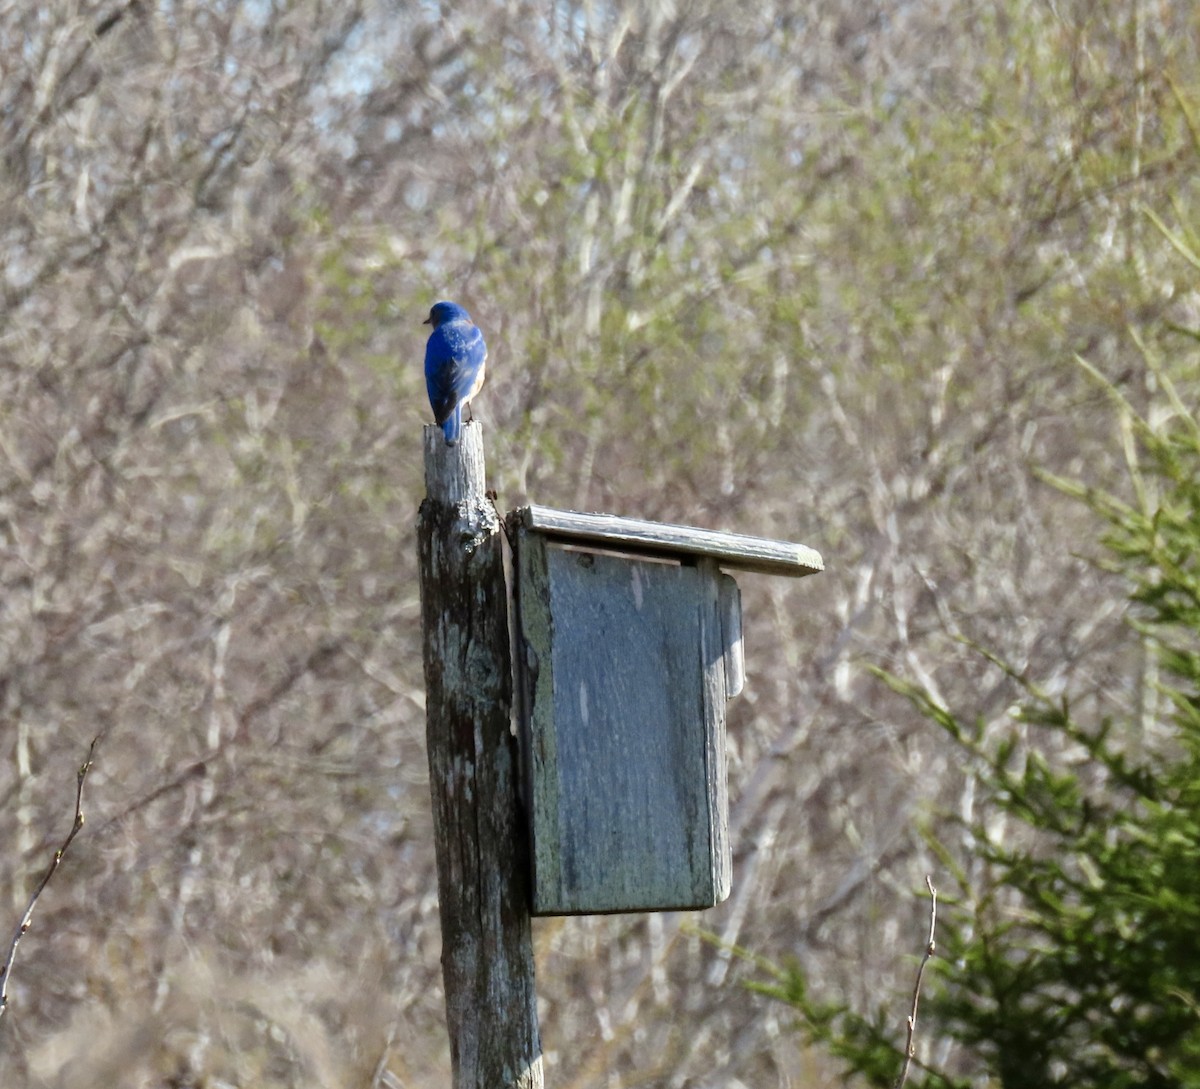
<box><xmin>920</xmin><ymin>382</ymin><xmax>1200</xmax><ymax>1089</ymax></box>
<box><xmin>752</xmin><ymin>963</ymin><xmax>904</xmax><ymax>1086</ymax></box>
<box><xmin>749</xmin><ymin>361</ymin><xmax>1200</xmax><ymax>1087</ymax></box>
<box><xmin>752</xmin><ymin>298</ymin><xmax>1200</xmax><ymax>1088</ymax></box>
<box><xmin>745</xmin><ymin>60</ymin><xmax>1200</xmax><ymax>1074</ymax></box>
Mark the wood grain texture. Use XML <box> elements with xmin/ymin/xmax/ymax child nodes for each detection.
<box><xmin>515</xmin><ymin>532</ymin><xmax>731</xmax><ymax>914</ymax></box>
<box><xmin>718</xmin><ymin>571</ymin><xmax>745</xmax><ymax>699</ymax></box>
<box><xmin>513</xmin><ymin>504</ymin><xmax>824</xmax><ymax>577</ymax></box>
<box><xmin>418</xmin><ymin>422</ymin><xmax>543</xmax><ymax>1089</ymax></box>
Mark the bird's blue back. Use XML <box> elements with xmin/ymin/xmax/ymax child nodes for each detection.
<box><xmin>423</xmin><ymin>301</ymin><xmax>487</xmax><ymax>446</ymax></box>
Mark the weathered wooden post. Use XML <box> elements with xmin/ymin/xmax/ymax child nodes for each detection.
<box><xmin>417</xmin><ymin>421</ymin><xmax>543</xmax><ymax>1089</ymax></box>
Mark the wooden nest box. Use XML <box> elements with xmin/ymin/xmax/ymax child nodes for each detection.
<box><xmin>508</xmin><ymin>505</ymin><xmax>822</xmax><ymax>916</ymax></box>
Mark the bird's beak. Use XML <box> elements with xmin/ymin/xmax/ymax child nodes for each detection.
<box><xmin>422</xmin><ymin>315</ymin><xmax>433</xmax><ymax>325</ymax></box>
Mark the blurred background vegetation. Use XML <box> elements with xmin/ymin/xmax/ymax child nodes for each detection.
<box><xmin>1</xmin><ymin>0</ymin><xmax>1197</xmax><ymax>1085</ymax></box>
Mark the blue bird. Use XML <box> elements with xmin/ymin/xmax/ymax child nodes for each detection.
<box><xmin>423</xmin><ymin>300</ymin><xmax>487</xmax><ymax>446</ymax></box>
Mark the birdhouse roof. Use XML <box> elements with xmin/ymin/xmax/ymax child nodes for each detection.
<box><xmin>510</xmin><ymin>505</ymin><xmax>823</xmax><ymax>578</ymax></box>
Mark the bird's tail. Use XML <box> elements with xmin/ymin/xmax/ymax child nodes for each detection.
<box><xmin>441</xmin><ymin>406</ymin><xmax>462</xmax><ymax>446</ymax></box>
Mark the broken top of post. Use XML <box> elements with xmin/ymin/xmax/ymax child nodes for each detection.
<box><xmin>510</xmin><ymin>504</ymin><xmax>824</xmax><ymax>578</ymax></box>
<box><xmin>422</xmin><ymin>419</ymin><xmax>489</xmax><ymax>504</ymax></box>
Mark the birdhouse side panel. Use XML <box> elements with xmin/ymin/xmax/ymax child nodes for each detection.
<box><xmin>513</xmin><ymin>530</ymin><xmax>560</xmax><ymax>909</ymax></box>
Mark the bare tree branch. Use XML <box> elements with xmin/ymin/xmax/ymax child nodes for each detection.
<box><xmin>0</xmin><ymin>737</ymin><xmax>99</xmax><ymax>1022</ymax></box>
<box><xmin>895</xmin><ymin>876</ymin><xmax>938</xmax><ymax>1089</ymax></box>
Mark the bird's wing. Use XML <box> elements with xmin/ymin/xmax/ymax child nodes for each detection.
<box><xmin>426</xmin><ymin>323</ymin><xmax>487</xmax><ymax>424</ymax></box>
<box><xmin>446</xmin><ymin>323</ymin><xmax>486</xmax><ymax>398</ymax></box>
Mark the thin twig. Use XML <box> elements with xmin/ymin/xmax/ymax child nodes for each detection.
<box><xmin>0</xmin><ymin>737</ymin><xmax>99</xmax><ymax>1021</ymax></box>
<box><xmin>895</xmin><ymin>875</ymin><xmax>938</xmax><ymax>1089</ymax></box>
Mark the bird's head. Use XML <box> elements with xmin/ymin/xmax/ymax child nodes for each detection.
<box><xmin>424</xmin><ymin>300</ymin><xmax>471</xmax><ymax>327</ymax></box>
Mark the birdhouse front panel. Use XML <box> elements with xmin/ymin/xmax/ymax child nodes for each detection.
<box><xmin>515</xmin><ymin>535</ymin><xmax>733</xmax><ymax>915</ymax></box>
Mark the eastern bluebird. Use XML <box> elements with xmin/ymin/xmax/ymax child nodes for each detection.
<box><xmin>423</xmin><ymin>300</ymin><xmax>487</xmax><ymax>446</ymax></box>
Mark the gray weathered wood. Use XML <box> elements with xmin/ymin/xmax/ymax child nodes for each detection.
<box><xmin>718</xmin><ymin>572</ymin><xmax>745</xmax><ymax>699</ymax></box>
<box><xmin>698</xmin><ymin>559</ymin><xmax>732</xmax><ymax>904</ymax></box>
<box><xmin>417</xmin><ymin>421</ymin><xmax>543</xmax><ymax>1089</ymax></box>
<box><xmin>514</xmin><ymin>531</ymin><xmax>731</xmax><ymax>914</ymax></box>
<box><xmin>513</xmin><ymin>504</ymin><xmax>824</xmax><ymax>577</ymax></box>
